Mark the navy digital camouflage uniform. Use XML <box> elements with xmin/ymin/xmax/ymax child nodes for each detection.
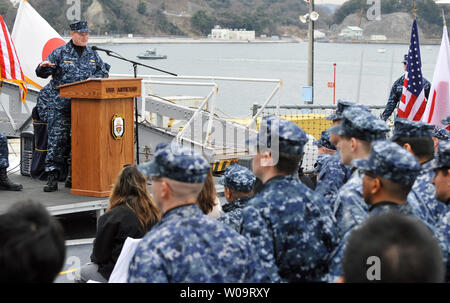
<box><xmin>217</xmin><ymin>164</ymin><xmax>256</xmax><ymax>233</ymax></box>
<box><xmin>431</xmin><ymin>140</ymin><xmax>450</xmax><ymax>281</ymax></box>
<box><xmin>391</xmin><ymin>118</ymin><xmax>446</xmax><ymax>226</ymax></box>
<box><xmin>129</xmin><ymin>143</ymin><xmax>271</xmax><ymax>283</ymax></box>
<box><xmin>433</xmin><ymin>125</ymin><xmax>449</xmax><ymax>141</ymax></box>
<box><xmin>242</xmin><ymin>115</ymin><xmax>338</xmax><ymax>282</ymax></box>
<box><xmin>442</xmin><ymin>116</ymin><xmax>450</xmax><ymax>127</ymax></box>
<box><xmin>329</xmin><ymin>107</ymin><xmax>389</xmax><ymax>237</ymax></box>
<box><xmin>381</xmin><ymin>55</ymin><xmax>431</xmax><ymax>121</ymax></box>
<box><xmin>326</xmin><ymin>140</ymin><xmax>423</xmax><ymax>281</ymax></box>
<box><xmin>0</xmin><ymin>134</ymin><xmax>8</xmax><ymax>169</ymax></box>
<box><xmin>35</xmin><ymin>21</ymin><xmax>110</xmax><ymax>174</ymax></box>
<box><xmin>316</xmin><ymin>100</ymin><xmax>366</xmax><ymax>206</ymax></box>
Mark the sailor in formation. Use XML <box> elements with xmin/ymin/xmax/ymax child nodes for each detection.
<box><xmin>327</xmin><ymin>140</ymin><xmax>424</xmax><ymax>280</ymax></box>
<box><xmin>35</xmin><ymin>20</ymin><xmax>110</xmax><ymax>192</ymax></box>
<box><xmin>0</xmin><ymin>134</ymin><xmax>23</xmax><ymax>191</ymax></box>
<box><xmin>315</xmin><ymin>100</ymin><xmax>356</xmax><ymax>206</ymax></box>
<box><xmin>240</xmin><ymin>115</ymin><xmax>338</xmax><ymax>282</ymax></box>
<box><xmin>217</xmin><ymin>164</ymin><xmax>256</xmax><ymax>233</ymax></box>
<box><xmin>330</xmin><ymin>107</ymin><xmax>389</xmax><ymax>237</ymax></box>
<box><xmin>128</xmin><ymin>142</ymin><xmax>272</xmax><ymax>283</ymax></box>
<box><xmin>431</xmin><ymin>140</ymin><xmax>450</xmax><ymax>282</ymax></box>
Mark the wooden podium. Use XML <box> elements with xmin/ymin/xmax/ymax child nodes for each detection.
<box><xmin>59</xmin><ymin>78</ymin><xmax>141</xmax><ymax>197</ymax></box>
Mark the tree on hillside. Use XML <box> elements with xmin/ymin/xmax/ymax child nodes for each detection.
<box><xmin>333</xmin><ymin>0</ymin><xmax>441</xmax><ymax>26</ymax></box>
<box><xmin>191</xmin><ymin>10</ymin><xmax>217</xmax><ymax>35</ymax></box>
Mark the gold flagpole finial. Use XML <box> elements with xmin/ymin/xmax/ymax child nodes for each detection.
<box><xmin>412</xmin><ymin>0</ymin><xmax>418</xmax><ymax>20</ymax></box>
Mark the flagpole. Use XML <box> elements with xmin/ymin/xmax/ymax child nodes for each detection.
<box><xmin>443</xmin><ymin>9</ymin><xmax>446</xmax><ymax>27</ymax></box>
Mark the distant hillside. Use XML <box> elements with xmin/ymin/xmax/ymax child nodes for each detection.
<box><xmin>330</xmin><ymin>0</ymin><xmax>447</xmax><ymax>39</ymax></box>
<box><xmin>5</xmin><ymin>0</ymin><xmax>333</xmax><ymax>38</ymax></box>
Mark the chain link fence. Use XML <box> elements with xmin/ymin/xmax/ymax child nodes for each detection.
<box><xmin>249</xmin><ymin>104</ymin><xmax>395</xmax><ymax>172</ymax></box>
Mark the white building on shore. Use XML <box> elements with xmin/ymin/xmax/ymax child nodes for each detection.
<box><xmin>211</xmin><ymin>26</ymin><xmax>255</xmax><ymax>41</ymax></box>
<box><xmin>339</xmin><ymin>26</ymin><xmax>363</xmax><ymax>40</ymax></box>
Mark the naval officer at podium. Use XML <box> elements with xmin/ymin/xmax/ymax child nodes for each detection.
<box><xmin>35</xmin><ymin>21</ymin><xmax>110</xmax><ymax>193</ymax></box>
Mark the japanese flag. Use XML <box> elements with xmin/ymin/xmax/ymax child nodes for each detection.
<box><xmin>421</xmin><ymin>26</ymin><xmax>450</xmax><ymax>129</ymax></box>
<box><xmin>11</xmin><ymin>0</ymin><xmax>66</xmax><ymax>89</ymax></box>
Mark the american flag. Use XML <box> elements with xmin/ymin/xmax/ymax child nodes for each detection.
<box><xmin>398</xmin><ymin>20</ymin><xmax>427</xmax><ymax>121</ymax></box>
<box><xmin>0</xmin><ymin>14</ymin><xmax>27</xmax><ymax>102</ymax></box>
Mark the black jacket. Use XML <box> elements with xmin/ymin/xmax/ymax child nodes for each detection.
<box><xmin>91</xmin><ymin>204</ymin><xmax>151</xmax><ymax>280</ymax></box>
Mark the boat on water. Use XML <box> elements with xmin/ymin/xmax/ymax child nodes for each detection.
<box><xmin>376</xmin><ymin>48</ymin><xmax>386</xmax><ymax>53</ymax></box>
<box><xmin>137</xmin><ymin>48</ymin><xmax>167</xmax><ymax>60</ymax></box>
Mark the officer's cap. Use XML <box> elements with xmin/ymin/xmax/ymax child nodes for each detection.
<box><xmin>247</xmin><ymin>115</ymin><xmax>308</xmax><ymax>155</ymax></box>
<box><xmin>352</xmin><ymin>140</ymin><xmax>421</xmax><ymax>187</ymax></box>
<box><xmin>69</xmin><ymin>21</ymin><xmax>91</xmax><ymax>33</ymax></box>
<box><xmin>219</xmin><ymin>164</ymin><xmax>256</xmax><ymax>193</ymax></box>
<box><xmin>391</xmin><ymin>118</ymin><xmax>434</xmax><ymax>142</ymax></box>
<box><xmin>402</xmin><ymin>54</ymin><xmax>408</xmax><ymax>64</ymax></box>
<box><xmin>329</xmin><ymin>107</ymin><xmax>389</xmax><ymax>142</ymax></box>
<box><xmin>138</xmin><ymin>143</ymin><xmax>210</xmax><ymax>183</ymax></box>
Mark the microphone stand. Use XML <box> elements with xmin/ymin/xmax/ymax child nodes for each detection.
<box><xmin>100</xmin><ymin>50</ymin><xmax>177</xmax><ymax>165</ymax></box>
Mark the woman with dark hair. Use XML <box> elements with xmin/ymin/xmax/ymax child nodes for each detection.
<box><xmin>197</xmin><ymin>170</ymin><xmax>223</xmax><ymax>219</ymax></box>
<box><xmin>76</xmin><ymin>165</ymin><xmax>161</xmax><ymax>282</ymax></box>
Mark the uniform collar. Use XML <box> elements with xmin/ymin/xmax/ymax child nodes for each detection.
<box><xmin>222</xmin><ymin>196</ymin><xmax>251</xmax><ymax>213</ymax></box>
<box><xmin>161</xmin><ymin>203</ymin><xmax>201</xmax><ymax>221</ymax></box>
<box><xmin>263</xmin><ymin>173</ymin><xmax>297</xmax><ymax>188</ymax></box>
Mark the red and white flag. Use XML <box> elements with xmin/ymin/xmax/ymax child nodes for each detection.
<box><xmin>398</xmin><ymin>20</ymin><xmax>427</xmax><ymax>121</ymax></box>
<box><xmin>421</xmin><ymin>25</ymin><xmax>450</xmax><ymax>129</ymax></box>
<box><xmin>11</xmin><ymin>0</ymin><xmax>66</xmax><ymax>89</ymax></box>
<box><xmin>0</xmin><ymin>14</ymin><xmax>27</xmax><ymax>102</ymax></box>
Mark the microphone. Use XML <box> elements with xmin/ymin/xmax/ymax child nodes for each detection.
<box><xmin>91</xmin><ymin>46</ymin><xmax>113</xmax><ymax>54</ymax></box>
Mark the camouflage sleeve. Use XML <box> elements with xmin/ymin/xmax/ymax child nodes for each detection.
<box><xmin>35</xmin><ymin>49</ymin><xmax>60</xmax><ymax>79</ymax></box>
<box><xmin>240</xmin><ymin>205</ymin><xmax>281</xmax><ymax>282</ymax></box>
<box><xmin>127</xmin><ymin>247</ymin><xmax>169</xmax><ymax>283</ymax></box>
<box><xmin>381</xmin><ymin>81</ymin><xmax>400</xmax><ymax>121</ymax></box>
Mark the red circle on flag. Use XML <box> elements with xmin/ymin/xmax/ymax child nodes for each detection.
<box><xmin>42</xmin><ymin>38</ymin><xmax>66</xmax><ymax>61</ymax></box>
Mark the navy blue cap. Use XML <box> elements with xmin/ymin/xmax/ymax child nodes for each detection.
<box><xmin>247</xmin><ymin>115</ymin><xmax>308</xmax><ymax>155</ymax></box>
<box><xmin>432</xmin><ymin>140</ymin><xmax>450</xmax><ymax>169</ymax></box>
<box><xmin>313</xmin><ymin>129</ymin><xmax>336</xmax><ymax>150</ymax></box>
<box><xmin>138</xmin><ymin>142</ymin><xmax>210</xmax><ymax>183</ymax></box>
<box><xmin>329</xmin><ymin>107</ymin><xmax>389</xmax><ymax>142</ymax></box>
<box><xmin>442</xmin><ymin>116</ymin><xmax>450</xmax><ymax>126</ymax></box>
<box><xmin>69</xmin><ymin>21</ymin><xmax>91</xmax><ymax>33</ymax></box>
<box><xmin>353</xmin><ymin>140</ymin><xmax>421</xmax><ymax>187</ymax></box>
<box><xmin>391</xmin><ymin>118</ymin><xmax>434</xmax><ymax>141</ymax></box>
<box><xmin>432</xmin><ymin>126</ymin><xmax>449</xmax><ymax>140</ymax></box>
<box><xmin>402</xmin><ymin>54</ymin><xmax>408</xmax><ymax>64</ymax></box>
<box><xmin>219</xmin><ymin>164</ymin><xmax>256</xmax><ymax>193</ymax></box>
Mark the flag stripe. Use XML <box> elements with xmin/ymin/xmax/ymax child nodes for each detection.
<box><xmin>399</xmin><ymin>19</ymin><xmax>427</xmax><ymax>122</ymax></box>
<box><xmin>426</xmin><ymin>90</ymin><xmax>437</xmax><ymax>124</ymax></box>
<box><xmin>0</xmin><ymin>16</ymin><xmax>14</xmax><ymax>79</ymax></box>
<box><xmin>0</xmin><ymin>13</ymin><xmax>27</xmax><ymax>102</ymax></box>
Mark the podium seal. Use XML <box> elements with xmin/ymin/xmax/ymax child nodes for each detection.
<box><xmin>112</xmin><ymin>114</ymin><xmax>125</xmax><ymax>140</ymax></box>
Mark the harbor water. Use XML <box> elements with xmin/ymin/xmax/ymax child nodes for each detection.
<box><xmin>99</xmin><ymin>41</ymin><xmax>440</xmax><ymax>118</ymax></box>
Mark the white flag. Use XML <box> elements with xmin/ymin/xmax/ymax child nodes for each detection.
<box><xmin>11</xmin><ymin>0</ymin><xmax>66</xmax><ymax>89</ymax></box>
<box><xmin>422</xmin><ymin>26</ymin><xmax>450</xmax><ymax>127</ymax></box>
